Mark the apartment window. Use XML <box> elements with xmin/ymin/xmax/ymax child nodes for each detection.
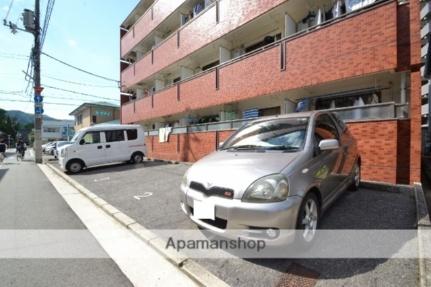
<box><xmin>126</xmin><ymin>129</ymin><xmax>138</xmax><ymax>141</ymax></box>
<box><xmin>81</xmin><ymin>132</ymin><xmax>101</xmax><ymax>145</ymax></box>
<box><xmin>105</xmin><ymin>130</ymin><xmax>125</xmax><ymax>142</ymax></box>
<box><xmin>76</xmin><ymin>114</ymin><xmax>83</xmax><ymax>125</ymax></box>
<box><xmin>92</xmin><ymin>115</ymin><xmax>97</xmax><ymax>124</ymax></box>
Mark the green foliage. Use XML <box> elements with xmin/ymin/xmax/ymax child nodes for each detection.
<box><xmin>0</xmin><ymin>108</ymin><xmax>29</xmax><ymax>141</ymax></box>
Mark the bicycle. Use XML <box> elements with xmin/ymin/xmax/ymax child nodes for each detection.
<box><xmin>16</xmin><ymin>149</ymin><xmax>25</xmax><ymax>161</ymax></box>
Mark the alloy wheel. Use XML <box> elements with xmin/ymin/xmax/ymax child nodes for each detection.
<box><xmin>301</xmin><ymin>198</ymin><xmax>318</xmax><ymax>242</ymax></box>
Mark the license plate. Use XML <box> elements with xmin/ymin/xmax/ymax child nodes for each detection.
<box><xmin>194</xmin><ymin>199</ymin><xmax>215</xmax><ymax>220</ymax></box>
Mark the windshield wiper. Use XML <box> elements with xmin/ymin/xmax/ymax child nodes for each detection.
<box><xmin>225</xmin><ymin>145</ymin><xmax>264</xmax><ymax>151</ymax></box>
<box><xmin>265</xmin><ymin>146</ymin><xmax>301</xmax><ymax>152</ymax></box>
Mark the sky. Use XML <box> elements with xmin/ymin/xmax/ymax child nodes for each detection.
<box><xmin>0</xmin><ymin>0</ymin><xmax>138</xmax><ymax>119</ymax></box>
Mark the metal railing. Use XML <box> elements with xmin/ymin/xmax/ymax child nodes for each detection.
<box><xmin>145</xmin><ymin>102</ymin><xmax>409</xmax><ymax>136</ymax></box>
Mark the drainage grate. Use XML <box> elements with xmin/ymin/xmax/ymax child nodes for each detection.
<box><xmin>276</xmin><ymin>263</ymin><xmax>320</xmax><ymax>287</ymax></box>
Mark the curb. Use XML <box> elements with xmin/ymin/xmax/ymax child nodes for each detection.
<box><xmin>46</xmin><ymin>163</ymin><xmax>229</xmax><ymax>287</ymax></box>
<box><xmin>413</xmin><ymin>183</ymin><xmax>431</xmax><ymax>287</ymax></box>
<box><xmin>360</xmin><ymin>180</ymin><xmax>413</xmax><ymax>193</ymax></box>
<box><xmin>145</xmin><ymin>157</ymin><xmax>193</xmax><ymax>166</ymax></box>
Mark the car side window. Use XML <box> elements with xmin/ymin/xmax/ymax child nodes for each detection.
<box><xmin>315</xmin><ymin>114</ymin><xmax>339</xmax><ymax>140</ymax></box>
<box><xmin>82</xmin><ymin>132</ymin><xmax>101</xmax><ymax>145</ymax></box>
<box><xmin>126</xmin><ymin>129</ymin><xmax>138</xmax><ymax>141</ymax></box>
<box><xmin>105</xmin><ymin>130</ymin><xmax>125</xmax><ymax>142</ymax></box>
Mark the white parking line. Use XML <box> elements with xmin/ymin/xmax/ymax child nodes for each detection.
<box><xmin>38</xmin><ymin>164</ymin><xmax>198</xmax><ymax>287</ymax></box>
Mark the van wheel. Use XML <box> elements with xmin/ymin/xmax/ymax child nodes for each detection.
<box><xmin>131</xmin><ymin>152</ymin><xmax>143</xmax><ymax>164</ymax></box>
<box><xmin>295</xmin><ymin>192</ymin><xmax>320</xmax><ymax>247</ymax></box>
<box><xmin>67</xmin><ymin>160</ymin><xmax>83</xmax><ymax>174</ymax></box>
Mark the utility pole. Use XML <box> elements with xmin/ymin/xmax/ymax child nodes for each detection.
<box><xmin>5</xmin><ymin>1</ymin><xmax>44</xmax><ymax>163</ymax></box>
<box><xmin>33</xmin><ymin>0</ymin><xmax>43</xmax><ymax>163</ymax></box>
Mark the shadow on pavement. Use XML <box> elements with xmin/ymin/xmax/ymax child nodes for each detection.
<box><xmin>0</xmin><ymin>168</ymin><xmax>8</xmax><ymax>182</ymax></box>
<box><xmin>65</xmin><ymin>160</ymin><xmax>171</xmax><ymax>176</ymax></box>
<box><xmin>422</xmin><ymin>155</ymin><xmax>431</xmax><ymax>219</ymax></box>
<box><xmin>203</xmin><ymin>188</ymin><xmax>416</xmax><ymax>282</ymax></box>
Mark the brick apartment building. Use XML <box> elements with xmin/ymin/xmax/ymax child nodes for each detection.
<box><xmin>120</xmin><ymin>0</ymin><xmax>423</xmax><ymax>185</ymax></box>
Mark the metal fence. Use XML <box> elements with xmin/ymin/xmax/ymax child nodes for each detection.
<box><xmin>145</xmin><ymin>102</ymin><xmax>409</xmax><ymax>136</ymax></box>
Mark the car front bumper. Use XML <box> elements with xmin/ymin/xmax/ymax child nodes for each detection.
<box><xmin>180</xmin><ymin>187</ymin><xmax>303</xmax><ymax>245</ymax></box>
<box><xmin>58</xmin><ymin>157</ymin><xmax>67</xmax><ymax>171</ymax></box>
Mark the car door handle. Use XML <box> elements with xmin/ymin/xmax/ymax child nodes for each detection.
<box><xmin>106</xmin><ymin>145</ymin><xmax>111</xmax><ymax>148</ymax></box>
<box><xmin>97</xmin><ymin>145</ymin><xmax>103</xmax><ymax>149</ymax></box>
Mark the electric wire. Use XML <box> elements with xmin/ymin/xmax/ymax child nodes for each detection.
<box><xmin>42</xmin><ymin>52</ymin><xmax>120</xmax><ymax>83</ymax></box>
<box><xmin>3</xmin><ymin>0</ymin><xmax>14</xmax><ymax>21</ymax></box>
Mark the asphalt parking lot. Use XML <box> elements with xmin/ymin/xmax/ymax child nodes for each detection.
<box><xmin>51</xmin><ymin>159</ymin><xmax>419</xmax><ymax>287</ymax></box>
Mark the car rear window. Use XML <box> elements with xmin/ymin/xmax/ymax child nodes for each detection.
<box><xmin>126</xmin><ymin>129</ymin><xmax>138</xmax><ymax>141</ymax></box>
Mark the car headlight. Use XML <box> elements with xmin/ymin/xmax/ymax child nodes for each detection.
<box><xmin>180</xmin><ymin>170</ymin><xmax>189</xmax><ymax>189</ymax></box>
<box><xmin>242</xmin><ymin>174</ymin><xmax>289</xmax><ymax>203</ymax></box>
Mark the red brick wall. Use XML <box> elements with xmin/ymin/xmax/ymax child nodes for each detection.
<box><xmin>122</xmin><ymin>0</ymin><xmax>286</xmax><ymax>88</ymax></box>
<box><xmin>144</xmin><ymin>119</ymin><xmax>411</xmax><ymax>185</ymax></box>
<box><xmin>121</xmin><ymin>0</ymin><xmax>185</xmax><ymax>57</ymax></box>
<box><xmin>122</xmin><ymin>2</ymin><xmax>398</xmax><ymax>123</ymax></box>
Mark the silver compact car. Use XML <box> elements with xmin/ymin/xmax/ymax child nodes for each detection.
<box><xmin>180</xmin><ymin>111</ymin><xmax>360</xmax><ymax>244</ymax></box>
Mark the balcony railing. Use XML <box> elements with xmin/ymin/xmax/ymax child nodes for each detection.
<box><xmin>121</xmin><ymin>0</ymin><xmax>186</xmax><ymax>58</ymax></box>
<box><xmin>122</xmin><ymin>0</ymin><xmax>398</xmax><ymax>125</ymax></box>
<box><xmin>121</xmin><ymin>0</ymin><xmax>287</xmax><ymax>88</ymax></box>
<box><xmin>144</xmin><ymin>102</ymin><xmax>409</xmax><ymax>136</ymax></box>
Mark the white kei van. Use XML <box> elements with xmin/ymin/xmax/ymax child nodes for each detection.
<box><xmin>58</xmin><ymin>124</ymin><xmax>146</xmax><ymax>173</ymax></box>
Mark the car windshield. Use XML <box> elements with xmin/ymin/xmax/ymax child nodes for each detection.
<box><xmin>221</xmin><ymin>117</ymin><xmax>309</xmax><ymax>152</ymax></box>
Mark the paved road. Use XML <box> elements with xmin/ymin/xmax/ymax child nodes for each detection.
<box><xmin>0</xmin><ymin>151</ymin><xmax>133</xmax><ymax>287</ymax></box>
<box><xmin>56</xmin><ymin>159</ymin><xmax>419</xmax><ymax>287</ymax></box>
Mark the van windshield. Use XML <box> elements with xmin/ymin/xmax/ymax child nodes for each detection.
<box><xmin>221</xmin><ymin>117</ymin><xmax>309</xmax><ymax>152</ymax></box>
<box><xmin>70</xmin><ymin>132</ymin><xmax>81</xmax><ymax>143</ymax></box>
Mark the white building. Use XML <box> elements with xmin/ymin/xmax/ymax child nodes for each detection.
<box><xmin>42</xmin><ymin>120</ymin><xmax>75</xmax><ymax>142</ymax></box>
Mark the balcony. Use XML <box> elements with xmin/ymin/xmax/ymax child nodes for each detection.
<box><xmin>122</xmin><ymin>0</ymin><xmax>398</xmax><ymax>124</ymax></box>
<box><xmin>121</xmin><ymin>0</ymin><xmax>287</xmax><ymax>89</ymax></box>
<box><xmin>121</xmin><ymin>0</ymin><xmax>186</xmax><ymax>58</ymax></box>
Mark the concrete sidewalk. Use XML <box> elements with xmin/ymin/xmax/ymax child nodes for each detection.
<box><xmin>0</xmin><ymin>151</ymin><xmax>133</xmax><ymax>287</ymax></box>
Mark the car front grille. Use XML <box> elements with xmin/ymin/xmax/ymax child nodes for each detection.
<box><xmin>189</xmin><ymin>181</ymin><xmax>234</xmax><ymax>199</ymax></box>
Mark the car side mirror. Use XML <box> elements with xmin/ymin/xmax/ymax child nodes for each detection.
<box><xmin>79</xmin><ymin>139</ymin><xmax>85</xmax><ymax>145</ymax></box>
<box><xmin>318</xmin><ymin>139</ymin><xmax>339</xmax><ymax>151</ymax></box>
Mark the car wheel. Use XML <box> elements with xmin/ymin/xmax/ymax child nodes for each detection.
<box><xmin>296</xmin><ymin>192</ymin><xmax>320</xmax><ymax>246</ymax></box>
<box><xmin>131</xmin><ymin>152</ymin><xmax>143</xmax><ymax>164</ymax></box>
<box><xmin>349</xmin><ymin>162</ymin><xmax>361</xmax><ymax>191</ymax></box>
<box><xmin>67</xmin><ymin>160</ymin><xmax>83</xmax><ymax>174</ymax></box>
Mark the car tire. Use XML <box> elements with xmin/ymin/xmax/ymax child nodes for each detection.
<box><xmin>295</xmin><ymin>192</ymin><xmax>320</xmax><ymax>247</ymax></box>
<box><xmin>67</xmin><ymin>160</ymin><xmax>83</xmax><ymax>174</ymax></box>
<box><xmin>131</xmin><ymin>152</ymin><xmax>144</xmax><ymax>164</ymax></box>
<box><xmin>349</xmin><ymin>162</ymin><xmax>361</xmax><ymax>192</ymax></box>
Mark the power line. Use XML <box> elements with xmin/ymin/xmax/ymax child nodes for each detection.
<box><xmin>43</xmin><ymin>75</ymin><xmax>118</xmax><ymax>88</ymax></box>
<box><xmin>0</xmin><ymin>96</ymin><xmax>80</xmax><ymax>107</ymax></box>
<box><xmin>23</xmin><ymin>70</ymin><xmax>119</xmax><ymax>102</ymax></box>
<box><xmin>42</xmin><ymin>52</ymin><xmax>120</xmax><ymax>83</ymax></box>
<box><xmin>40</xmin><ymin>0</ymin><xmax>55</xmax><ymax>49</ymax></box>
<box><xmin>43</xmin><ymin>84</ymin><xmax>120</xmax><ymax>101</ymax></box>
<box><xmin>3</xmin><ymin>0</ymin><xmax>15</xmax><ymax>21</ymax></box>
